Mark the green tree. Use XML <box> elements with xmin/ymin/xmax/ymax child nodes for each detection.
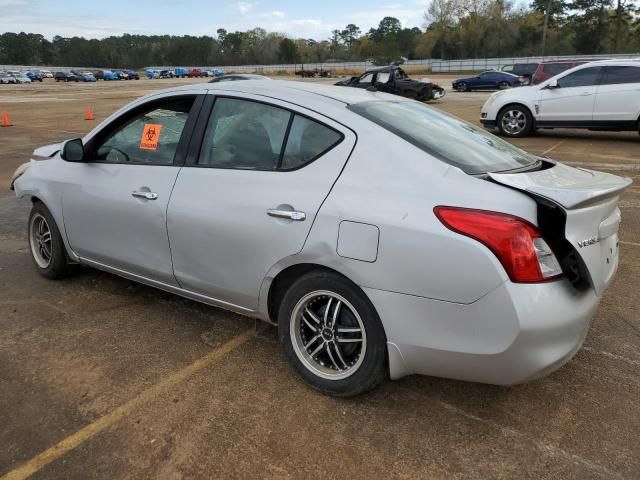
<box><xmin>278</xmin><ymin>38</ymin><xmax>298</xmax><ymax>63</ymax></box>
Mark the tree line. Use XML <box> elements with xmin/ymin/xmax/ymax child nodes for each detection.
<box><xmin>0</xmin><ymin>2</ymin><xmax>639</xmax><ymax>69</ymax></box>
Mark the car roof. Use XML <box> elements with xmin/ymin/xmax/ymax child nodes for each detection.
<box><xmin>149</xmin><ymin>80</ymin><xmax>405</xmax><ymax>106</ymax></box>
<box><xmin>364</xmin><ymin>65</ymin><xmax>401</xmax><ymax>73</ymax></box>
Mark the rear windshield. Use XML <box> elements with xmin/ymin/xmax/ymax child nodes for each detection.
<box><xmin>349</xmin><ymin>101</ymin><xmax>538</xmax><ymax>174</ymax></box>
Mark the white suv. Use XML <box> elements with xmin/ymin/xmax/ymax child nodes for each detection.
<box><xmin>480</xmin><ymin>60</ymin><xmax>640</xmax><ymax>137</ymax></box>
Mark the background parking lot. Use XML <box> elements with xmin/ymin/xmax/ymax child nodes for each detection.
<box><xmin>1</xmin><ymin>76</ymin><xmax>639</xmax><ymax>479</ymax></box>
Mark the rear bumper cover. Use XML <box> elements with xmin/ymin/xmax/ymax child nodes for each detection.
<box><xmin>365</xmin><ymin>279</ymin><xmax>599</xmax><ymax>385</ymax></box>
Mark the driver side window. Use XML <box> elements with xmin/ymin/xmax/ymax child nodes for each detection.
<box><xmin>359</xmin><ymin>73</ymin><xmax>375</xmax><ymax>84</ymax></box>
<box><xmin>94</xmin><ymin>97</ymin><xmax>194</xmax><ymax>164</ymax></box>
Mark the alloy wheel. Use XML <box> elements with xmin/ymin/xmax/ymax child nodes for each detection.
<box><xmin>500</xmin><ymin>109</ymin><xmax>527</xmax><ymax>135</ymax></box>
<box><xmin>29</xmin><ymin>213</ymin><xmax>53</xmax><ymax>268</ymax></box>
<box><xmin>290</xmin><ymin>290</ymin><xmax>366</xmax><ymax>381</ymax></box>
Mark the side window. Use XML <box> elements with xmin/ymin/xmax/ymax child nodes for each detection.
<box><xmin>359</xmin><ymin>73</ymin><xmax>375</xmax><ymax>84</ymax></box>
<box><xmin>602</xmin><ymin>66</ymin><xmax>640</xmax><ymax>85</ymax></box>
<box><xmin>376</xmin><ymin>72</ymin><xmax>391</xmax><ymax>84</ymax></box>
<box><xmin>280</xmin><ymin>116</ymin><xmax>343</xmax><ymax>170</ymax></box>
<box><xmin>199</xmin><ymin>97</ymin><xmax>291</xmax><ymax>170</ymax></box>
<box><xmin>95</xmin><ymin>97</ymin><xmax>194</xmax><ymax>164</ymax></box>
<box><xmin>545</xmin><ymin>63</ymin><xmax>569</xmax><ymax>76</ymax></box>
<box><xmin>557</xmin><ymin>68</ymin><xmax>601</xmax><ymax>88</ymax></box>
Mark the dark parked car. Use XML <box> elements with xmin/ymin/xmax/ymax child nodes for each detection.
<box><xmin>335</xmin><ymin>66</ymin><xmax>445</xmax><ymax>101</ymax></box>
<box><xmin>208</xmin><ymin>74</ymin><xmax>271</xmax><ymax>83</ymax></box>
<box><xmin>452</xmin><ymin>71</ymin><xmax>522</xmax><ymax>91</ymax></box>
<box><xmin>159</xmin><ymin>70</ymin><xmax>175</xmax><ymax>79</ymax></box>
<box><xmin>123</xmin><ymin>70</ymin><xmax>140</xmax><ymax>80</ymax></box>
<box><xmin>91</xmin><ymin>70</ymin><xmax>104</xmax><ymax>80</ymax></box>
<box><xmin>500</xmin><ymin>63</ymin><xmax>538</xmax><ymax>84</ymax></box>
<box><xmin>530</xmin><ymin>60</ymin><xmax>601</xmax><ymax>85</ymax></box>
<box><xmin>54</xmin><ymin>71</ymin><xmax>78</xmax><ymax>82</ymax></box>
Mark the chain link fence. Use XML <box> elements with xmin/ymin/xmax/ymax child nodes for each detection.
<box><xmin>3</xmin><ymin>53</ymin><xmax>639</xmax><ymax>75</ymax></box>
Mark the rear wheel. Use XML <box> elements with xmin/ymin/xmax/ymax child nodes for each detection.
<box><xmin>28</xmin><ymin>202</ymin><xmax>73</xmax><ymax>279</ymax></box>
<box><xmin>497</xmin><ymin>105</ymin><xmax>533</xmax><ymax>137</ymax></box>
<box><xmin>278</xmin><ymin>271</ymin><xmax>387</xmax><ymax>397</ymax></box>
<box><xmin>498</xmin><ymin>81</ymin><xmax>509</xmax><ymax>90</ymax></box>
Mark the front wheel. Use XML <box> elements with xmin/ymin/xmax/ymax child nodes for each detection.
<box><xmin>28</xmin><ymin>202</ymin><xmax>73</xmax><ymax>279</ymax></box>
<box><xmin>278</xmin><ymin>271</ymin><xmax>387</xmax><ymax>397</ymax></box>
<box><xmin>497</xmin><ymin>105</ymin><xmax>533</xmax><ymax>137</ymax></box>
<box><xmin>457</xmin><ymin>82</ymin><xmax>468</xmax><ymax>92</ymax></box>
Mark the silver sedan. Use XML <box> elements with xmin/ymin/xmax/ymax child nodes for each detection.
<box><xmin>11</xmin><ymin>81</ymin><xmax>631</xmax><ymax>396</ymax></box>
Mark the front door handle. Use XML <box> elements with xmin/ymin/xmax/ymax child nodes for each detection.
<box><xmin>580</xmin><ymin>92</ymin><xmax>592</xmax><ymax>96</ymax></box>
<box><xmin>132</xmin><ymin>190</ymin><xmax>158</xmax><ymax>200</ymax></box>
<box><xmin>267</xmin><ymin>209</ymin><xmax>306</xmax><ymax>221</ymax></box>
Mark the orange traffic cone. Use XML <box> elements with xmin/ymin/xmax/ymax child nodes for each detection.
<box><xmin>85</xmin><ymin>106</ymin><xmax>94</xmax><ymax>121</ymax></box>
<box><xmin>1</xmin><ymin>111</ymin><xmax>12</xmax><ymax>127</ymax></box>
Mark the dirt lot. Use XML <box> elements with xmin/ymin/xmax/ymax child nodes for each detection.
<box><xmin>0</xmin><ymin>76</ymin><xmax>639</xmax><ymax>480</ymax></box>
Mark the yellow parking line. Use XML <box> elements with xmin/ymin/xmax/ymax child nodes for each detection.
<box><xmin>541</xmin><ymin>139</ymin><xmax>565</xmax><ymax>156</ymax></box>
<box><xmin>1</xmin><ymin>328</ymin><xmax>256</xmax><ymax>480</ymax></box>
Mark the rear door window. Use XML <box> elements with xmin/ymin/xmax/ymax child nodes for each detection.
<box><xmin>601</xmin><ymin>66</ymin><xmax>640</xmax><ymax>85</ymax></box>
<box><xmin>198</xmin><ymin>97</ymin><xmax>343</xmax><ymax>170</ymax></box>
<box><xmin>281</xmin><ymin>116</ymin><xmax>343</xmax><ymax>170</ymax></box>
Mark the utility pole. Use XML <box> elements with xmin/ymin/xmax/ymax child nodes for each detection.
<box><xmin>541</xmin><ymin>0</ymin><xmax>552</xmax><ymax>56</ymax></box>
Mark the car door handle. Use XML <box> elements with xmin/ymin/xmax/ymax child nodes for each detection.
<box><xmin>267</xmin><ymin>209</ymin><xmax>306</xmax><ymax>221</ymax></box>
<box><xmin>580</xmin><ymin>92</ymin><xmax>592</xmax><ymax>96</ymax></box>
<box><xmin>132</xmin><ymin>191</ymin><xmax>158</xmax><ymax>200</ymax></box>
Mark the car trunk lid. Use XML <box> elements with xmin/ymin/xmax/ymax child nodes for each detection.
<box><xmin>489</xmin><ymin>162</ymin><xmax>632</xmax><ymax>295</ymax></box>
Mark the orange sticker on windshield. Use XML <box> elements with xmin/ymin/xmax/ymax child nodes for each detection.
<box><xmin>140</xmin><ymin>124</ymin><xmax>162</xmax><ymax>150</ymax></box>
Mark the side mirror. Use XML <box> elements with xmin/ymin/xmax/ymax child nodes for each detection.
<box><xmin>546</xmin><ymin>79</ymin><xmax>559</xmax><ymax>90</ymax></box>
<box><xmin>61</xmin><ymin>138</ymin><xmax>85</xmax><ymax>162</ymax></box>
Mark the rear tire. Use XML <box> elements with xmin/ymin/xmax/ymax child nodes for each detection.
<box><xmin>497</xmin><ymin>105</ymin><xmax>533</xmax><ymax>138</ymax></box>
<box><xmin>278</xmin><ymin>270</ymin><xmax>387</xmax><ymax>397</ymax></box>
<box><xmin>498</xmin><ymin>81</ymin><xmax>509</xmax><ymax>90</ymax></box>
<box><xmin>28</xmin><ymin>202</ymin><xmax>73</xmax><ymax>279</ymax></box>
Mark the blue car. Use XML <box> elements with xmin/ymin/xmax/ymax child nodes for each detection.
<box><xmin>102</xmin><ymin>70</ymin><xmax>120</xmax><ymax>81</ymax></box>
<box><xmin>452</xmin><ymin>71</ymin><xmax>522</xmax><ymax>92</ymax></box>
<box><xmin>25</xmin><ymin>71</ymin><xmax>43</xmax><ymax>82</ymax></box>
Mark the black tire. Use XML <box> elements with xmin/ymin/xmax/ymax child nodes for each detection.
<box><xmin>498</xmin><ymin>81</ymin><xmax>509</xmax><ymax>90</ymax></box>
<box><xmin>497</xmin><ymin>105</ymin><xmax>533</xmax><ymax>138</ymax></box>
<box><xmin>459</xmin><ymin>82</ymin><xmax>469</xmax><ymax>92</ymax></box>
<box><xmin>278</xmin><ymin>270</ymin><xmax>387</xmax><ymax>397</ymax></box>
<box><xmin>28</xmin><ymin>202</ymin><xmax>73</xmax><ymax>279</ymax></box>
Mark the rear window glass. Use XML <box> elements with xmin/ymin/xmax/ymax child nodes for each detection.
<box><xmin>544</xmin><ymin>63</ymin><xmax>571</xmax><ymax>75</ymax></box>
<box><xmin>349</xmin><ymin>101</ymin><xmax>538</xmax><ymax>175</ymax></box>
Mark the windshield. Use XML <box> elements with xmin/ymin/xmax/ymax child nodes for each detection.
<box><xmin>349</xmin><ymin>101</ymin><xmax>538</xmax><ymax>174</ymax></box>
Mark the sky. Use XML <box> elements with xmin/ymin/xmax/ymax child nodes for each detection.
<box><xmin>0</xmin><ymin>0</ymin><xmax>431</xmax><ymax>41</ymax></box>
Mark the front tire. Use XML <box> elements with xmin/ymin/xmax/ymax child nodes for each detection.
<box><xmin>278</xmin><ymin>271</ymin><xmax>387</xmax><ymax>397</ymax></box>
<box><xmin>497</xmin><ymin>105</ymin><xmax>533</xmax><ymax>137</ymax></box>
<box><xmin>28</xmin><ymin>202</ymin><xmax>73</xmax><ymax>279</ymax></box>
<box><xmin>457</xmin><ymin>82</ymin><xmax>468</xmax><ymax>92</ymax></box>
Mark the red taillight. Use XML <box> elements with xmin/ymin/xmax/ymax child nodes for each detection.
<box><xmin>434</xmin><ymin>206</ymin><xmax>562</xmax><ymax>283</ymax></box>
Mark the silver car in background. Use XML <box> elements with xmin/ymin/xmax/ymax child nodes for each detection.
<box><xmin>12</xmin><ymin>81</ymin><xmax>631</xmax><ymax>396</ymax></box>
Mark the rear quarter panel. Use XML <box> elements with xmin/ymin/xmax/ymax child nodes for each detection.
<box><xmin>297</xmin><ymin>114</ymin><xmax>539</xmax><ymax>304</ymax></box>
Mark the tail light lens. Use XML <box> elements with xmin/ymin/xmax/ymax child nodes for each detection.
<box><xmin>434</xmin><ymin>207</ymin><xmax>562</xmax><ymax>283</ymax></box>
